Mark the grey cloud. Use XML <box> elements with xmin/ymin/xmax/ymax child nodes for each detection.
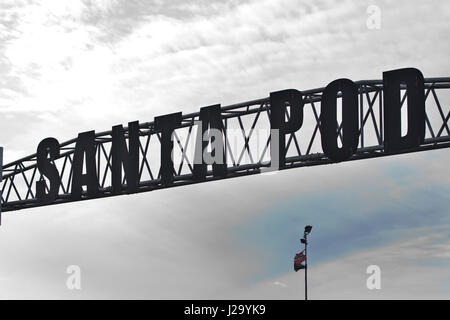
<box><xmin>0</xmin><ymin>0</ymin><xmax>449</xmax><ymax>299</ymax></box>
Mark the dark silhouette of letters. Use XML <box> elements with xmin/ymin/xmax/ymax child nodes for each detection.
<box><xmin>193</xmin><ymin>104</ymin><xmax>227</xmax><ymax>181</ymax></box>
<box><xmin>270</xmin><ymin>89</ymin><xmax>304</xmax><ymax>169</ymax></box>
<box><xmin>111</xmin><ymin>121</ymin><xmax>140</xmax><ymax>194</ymax></box>
<box><xmin>3</xmin><ymin>67</ymin><xmax>436</xmax><ymax>215</ymax></box>
<box><xmin>383</xmin><ymin>68</ymin><xmax>425</xmax><ymax>152</ymax></box>
<box><xmin>321</xmin><ymin>79</ymin><xmax>359</xmax><ymax>162</ymax></box>
<box><xmin>36</xmin><ymin>138</ymin><xmax>61</xmax><ymax>204</ymax></box>
<box><xmin>71</xmin><ymin>130</ymin><xmax>99</xmax><ymax>199</ymax></box>
<box><xmin>154</xmin><ymin>112</ymin><xmax>182</xmax><ymax>186</ymax></box>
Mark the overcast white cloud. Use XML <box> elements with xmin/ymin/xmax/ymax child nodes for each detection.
<box><xmin>0</xmin><ymin>0</ymin><xmax>449</xmax><ymax>299</ymax></box>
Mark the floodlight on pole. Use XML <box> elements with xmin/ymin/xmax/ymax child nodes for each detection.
<box><xmin>304</xmin><ymin>225</ymin><xmax>312</xmax><ymax>235</ymax></box>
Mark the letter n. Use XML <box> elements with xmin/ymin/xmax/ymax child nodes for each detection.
<box><xmin>111</xmin><ymin>121</ymin><xmax>140</xmax><ymax>194</ymax></box>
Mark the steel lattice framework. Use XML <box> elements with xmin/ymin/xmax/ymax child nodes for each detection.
<box><xmin>1</xmin><ymin>78</ymin><xmax>450</xmax><ymax>212</ymax></box>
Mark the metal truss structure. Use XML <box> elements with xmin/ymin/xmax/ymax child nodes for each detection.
<box><xmin>2</xmin><ymin>78</ymin><xmax>450</xmax><ymax>212</ymax></box>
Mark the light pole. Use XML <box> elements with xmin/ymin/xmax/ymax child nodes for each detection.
<box><xmin>300</xmin><ymin>225</ymin><xmax>312</xmax><ymax>300</ymax></box>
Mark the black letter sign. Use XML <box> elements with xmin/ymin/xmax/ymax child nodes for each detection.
<box><xmin>193</xmin><ymin>104</ymin><xmax>227</xmax><ymax>181</ymax></box>
<box><xmin>383</xmin><ymin>68</ymin><xmax>425</xmax><ymax>152</ymax></box>
<box><xmin>111</xmin><ymin>121</ymin><xmax>140</xmax><ymax>194</ymax></box>
<box><xmin>36</xmin><ymin>138</ymin><xmax>61</xmax><ymax>204</ymax></box>
<box><xmin>71</xmin><ymin>130</ymin><xmax>99</xmax><ymax>199</ymax></box>
<box><xmin>154</xmin><ymin>112</ymin><xmax>182</xmax><ymax>186</ymax></box>
<box><xmin>270</xmin><ymin>89</ymin><xmax>304</xmax><ymax>169</ymax></box>
<box><xmin>320</xmin><ymin>78</ymin><xmax>359</xmax><ymax>162</ymax></box>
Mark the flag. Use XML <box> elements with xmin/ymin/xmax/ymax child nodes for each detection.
<box><xmin>294</xmin><ymin>250</ymin><xmax>306</xmax><ymax>272</ymax></box>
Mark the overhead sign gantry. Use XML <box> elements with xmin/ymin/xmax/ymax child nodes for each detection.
<box><xmin>1</xmin><ymin>68</ymin><xmax>449</xmax><ymax>224</ymax></box>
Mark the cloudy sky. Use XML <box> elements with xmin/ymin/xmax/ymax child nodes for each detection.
<box><xmin>0</xmin><ymin>0</ymin><xmax>449</xmax><ymax>299</ymax></box>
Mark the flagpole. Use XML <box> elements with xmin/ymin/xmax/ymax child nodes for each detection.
<box><xmin>304</xmin><ymin>234</ymin><xmax>307</xmax><ymax>301</ymax></box>
<box><xmin>301</xmin><ymin>225</ymin><xmax>312</xmax><ymax>301</ymax></box>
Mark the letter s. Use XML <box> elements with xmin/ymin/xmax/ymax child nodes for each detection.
<box><xmin>36</xmin><ymin>138</ymin><xmax>61</xmax><ymax>204</ymax></box>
